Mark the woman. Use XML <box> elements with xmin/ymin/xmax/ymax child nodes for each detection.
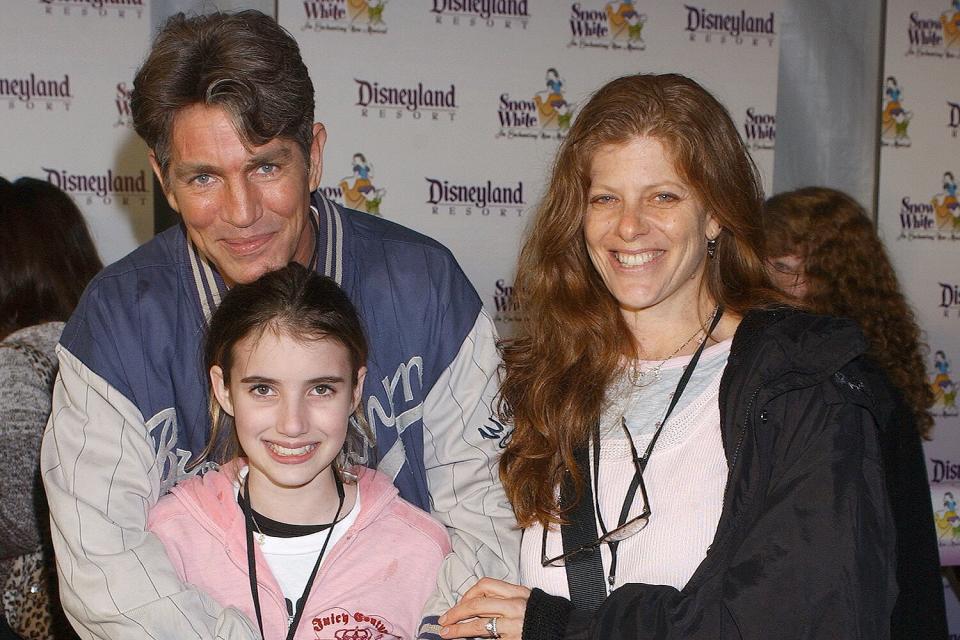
<box><xmin>0</xmin><ymin>177</ymin><xmax>102</xmax><ymax>639</ymax></box>
<box><xmin>438</xmin><ymin>74</ymin><xmax>896</xmax><ymax>639</ymax></box>
<box><xmin>763</xmin><ymin>186</ymin><xmax>947</xmax><ymax>640</ymax></box>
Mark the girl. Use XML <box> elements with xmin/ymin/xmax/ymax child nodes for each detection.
<box><xmin>148</xmin><ymin>264</ymin><xmax>450</xmax><ymax>640</ymax></box>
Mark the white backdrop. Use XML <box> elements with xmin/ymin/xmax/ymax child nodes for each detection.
<box><xmin>0</xmin><ymin>0</ymin><xmax>152</xmax><ymax>265</ymax></box>
<box><xmin>278</xmin><ymin>0</ymin><xmax>783</xmax><ymax>336</ymax></box>
<box><xmin>879</xmin><ymin>0</ymin><xmax>960</xmax><ymax>630</ymax></box>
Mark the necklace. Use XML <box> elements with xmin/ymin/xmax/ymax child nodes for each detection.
<box><xmin>238</xmin><ymin>477</ymin><xmax>267</xmax><ymax>545</ymax></box>
<box><xmin>628</xmin><ymin>305</ymin><xmax>720</xmax><ymax>388</ymax></box>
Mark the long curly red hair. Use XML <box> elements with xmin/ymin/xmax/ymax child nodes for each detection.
<box><xmin>763</xmin><ymin>187</ymin><xmax>934</xmax><ymax>438</ymax></box>
<box><xmin>499</xmin><ymin>74</ymin><xmax>784</xmax><ymax>529</ymax></box>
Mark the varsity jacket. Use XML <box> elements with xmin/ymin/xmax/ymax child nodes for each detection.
<box><xmin>523</xmin><ymin>309</ymin><xmax>899</xmax><ymax>640</ymax></box>
<box><xmin>40</xmin><ymin>193</ymin><xmax>519</xmax><ymax>639</ymax></box>
<box><xmin>147</xmin><ymin>463</ymin><xmax>451</xmax><ymax>640</ymax></box>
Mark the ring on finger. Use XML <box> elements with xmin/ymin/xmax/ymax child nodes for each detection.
<box><xmin>484</xmin><ymin>616</ymin><xmax>500</xmax><ymax>638</ymax></box>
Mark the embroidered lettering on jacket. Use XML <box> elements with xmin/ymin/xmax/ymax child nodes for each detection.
<box><xmin>311</xmin><ymin>607</ymin><xmax>402</xmax><ymax>639</ymax></box>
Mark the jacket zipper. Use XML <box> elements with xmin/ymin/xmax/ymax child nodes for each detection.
<box><xmin>708</xmin><ymin>384</ymin><xmax>761</xmax><ymax>557</ymax></box>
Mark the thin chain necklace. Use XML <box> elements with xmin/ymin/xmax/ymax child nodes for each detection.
<box><xmin>239</xmin><ymin>476</ymin><xmax>268</xmax><ymax>545</ymax></box>
<box><xmin>628</xmin><ymin>305</ymin><xmax>720</xmax><ymax>388</ymax></box>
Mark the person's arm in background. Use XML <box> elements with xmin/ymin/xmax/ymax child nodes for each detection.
<box><xmin>0</xmin><ymin>337</ymin><xmax>56</xmax><ymax>566</ymax></box>
<box><xmin>40</xmin><ymin>284</ymin><xmax>259</xmax><ymax>640</ymax></box>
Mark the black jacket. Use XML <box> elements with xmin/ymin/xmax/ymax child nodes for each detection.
<box><xmin>883</xmin><ymin>387</ymin><xmax>947</xmax><ymax>640</ymax></box>
<box><xmin>523</xmin><ymin>309</ymin><xmax>899</xmax><ymax>640</ymax></box>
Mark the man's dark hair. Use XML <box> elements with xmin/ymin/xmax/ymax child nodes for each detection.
<box><xmin>131</xmin><ymin>10</ymin><xmax>315</xmax><ymax>181</ymax></box>
<box><xmin>0</xmin><ymin>177</ymin><xmax>103</xmax><ymax>339</ymax></box>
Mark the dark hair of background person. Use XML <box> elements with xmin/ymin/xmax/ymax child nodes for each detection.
<box><xmin>497</xmin><ymin>73</ymin><xmax>788</xmax><ymax>529</ymax></box>
<box><xmin>130</xmin><ymin>10</ymin><xmax>315</xmax><ymax>183</ymax></box>
<box><xmin>764</xmin><ymin>186</ymin><xmax>934</xmax><ymax>438</ymax></box>
<box><xmin>0</xmin><ymin>177</ymin><xmax>103</xmax><ymax>341</ymax></box>
<box><xmin>197</xmin><ymin>264</ymin><xmax>371</xmax><ymax>474</ymax></box>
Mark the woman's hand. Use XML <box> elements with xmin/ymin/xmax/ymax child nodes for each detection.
<box><xmin>438</xmin><ymin>578</ymin><xmax>531</xmax><ymax>639</ymax></box>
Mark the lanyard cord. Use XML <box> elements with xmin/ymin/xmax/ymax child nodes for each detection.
<box><xmin>243</xmin><ymin>471</ymin><xmax>346</xmax><ymax>640</ymax></box>
<box><xmin>592</xmin><ymin>305</ymin><xmax>724</xmax><ymax>588</ymax></box>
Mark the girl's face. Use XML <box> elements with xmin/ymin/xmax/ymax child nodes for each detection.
<box><xmin>211</xmin><ymin>330</ymin><xmax>365</xmax><ymax>497</ymax></box>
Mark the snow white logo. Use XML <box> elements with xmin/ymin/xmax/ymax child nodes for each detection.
<box><xmin>497</xmin><ymin>69</ymin><xmax>575</xmax><ymax>140</ymax></box>
<box><xmin>339</xmin><ymin>154</ymin><xmax>385</xmax><ymax>215</ymax></box>
<box><xmin>905</xmin><ymin>1</ymin><xmax>960</xmax><ymax>58</ymax></box>
<box><xmin>302</xmin><ymin>0</ymin><xmax>387</xmax><ymax>34</ymax></box>
<box><xmin>568</xmin><ymin>2</ymin><xmax>647</xmax><ymax>51</ymax></box>
<box><xmin>932</xmin><ymin>350</ymin><xmax>959</xmax><ymax>416</ymax></box>
<box><xmin>881</xmin><ymin>76</ymin><xmax>912</xmax><ymax>147</ymax></box>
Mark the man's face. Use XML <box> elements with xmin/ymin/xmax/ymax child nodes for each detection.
<box><xmin>151</xmin><ymin>104</ymin><xmax>325</xmax><ymax>286</ymax></box>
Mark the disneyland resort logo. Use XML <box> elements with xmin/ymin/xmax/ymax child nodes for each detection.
<box><xmin>897</xmin><ymin>171</ymin><xmax>960</xmax><ymax>240</ymax></box>
<box><xmin>431</xmin><ymin>0</ymin><xmax>530</xmax><ymax>29</ymax></box>
<box><xmin>42</xmin><ymin>167</ymin><xmax>149</xmax><ymax>206</ymax></box>
<box><xmin>904</xmin><ymin>2</ymin><xmax>960</xmax><ymax>58</ymax></box>
<box><xmin>319</xmin><ymin>153</ymin><xmax>385</xmax><ymax>216</ymax></box>
<box><xmin>941</xmin><ymin>282</ymin><xmax>960</xmax><ymax>318</ymax></box>
<box><xmin>301</xmin><ymin>0</ymin><xmax>386</xmax><ymax>34</ymax></box>
<box><xmin>496</xmin><ymin>69</ymin><xmax>574</xmax><ymax>140</ymax></box>
<box><xmin>355</xmin><ymin>79</ymin><xmax>457</xmax><ymax>122</ymax></box>
<box><xmin>1</xmin><ymin>73</ymin><xmax>71</xmax><ymax>111</ymax></box>
<box><xmin>881</xmin><ymin>77</ymin><xmax>913</xmax><ymax>148</ymax></box>
<box><xmin>568</xmin><ymin>2</ymin><xmax>647</xmax><ymax>50</ymax></box>
<box><xmin>684</xmin><ymin>5</ymin><xmax>775</xmax><ymax>46</ymax></box>
<box><xmin>930</xmin><ymin>350</ymin><xmax>959</xmax><ymax>418</ymax></box>
<box><xmin>426</xmin><ymin>178</ymin><xmax>524</xmax><ymax>217</ymax></box>
<box><xmin>38</xmin><ymin>0</ymin><xmax>143</xmax><ymax>18</ymax></box>
<box><xmin>742</xmin><ymin>107</ymin><xmax>775</xmax><ymax>151</ymax></box>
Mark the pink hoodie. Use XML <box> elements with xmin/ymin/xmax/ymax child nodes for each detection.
<box><xmin>147</xmin><ymin>462</ymin><xmax>450</xmax><ymax>640</ymax></box>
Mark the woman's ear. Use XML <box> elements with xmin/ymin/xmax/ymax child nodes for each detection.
<box><xmin>352</xmin><ymin>366</ymin><xmax>367</xmax><ymax>412</ymax></box>
<box><xmin>210</xmin><ymin>365</ymin><xmax>235</xmax><ymax>417</ymax></box>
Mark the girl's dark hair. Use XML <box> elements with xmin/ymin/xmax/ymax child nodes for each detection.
<box><xmin>0</xmin><ymin>177</ymin><xmax>103</xmax><ymax>340</ymax></box>
<box><xmin>198</xmin><ymin>263</ymin><xmax>373</xmax><ymax>475</ymax></box>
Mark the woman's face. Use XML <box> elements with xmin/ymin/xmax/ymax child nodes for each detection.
<box><xmin>211</xmin><ymin>331</ymin><xmax>365</xmax><ymax>498</ymax></box>
<box><xmin>766</xmin><ymin>254</ymin><xmax>807</xmax><ymax>299</ymax></box>
<box><xmin>582</xmin><ymin>136</ymin><xmax>719</xmax><ymax>322</ymax></box>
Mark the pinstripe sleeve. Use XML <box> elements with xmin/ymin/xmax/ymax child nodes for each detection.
<box><xmin>417</xmin><ymin>310</ymin><xmax>520</xmax><ymax>636</ymax></box>
<box><xmin>40</xmin><ymin>346</ymin><xmax>260</xmax><ymax>639</ymax></box>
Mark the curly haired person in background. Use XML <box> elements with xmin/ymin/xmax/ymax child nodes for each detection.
<box><xmin>763</xmin><ymin>186</ymin><xmax>947</xmax><ymax>640</ymax></box>
<box><xmin>0</xmin><ymin>177</ymin><xmax>101</xmax><ymax>640</ymax></box>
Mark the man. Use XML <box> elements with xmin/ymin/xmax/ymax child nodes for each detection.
<box><xmin>40</xmin><ymin>11</ymin><xmax>518</xmax><ymax>639</ymax></box>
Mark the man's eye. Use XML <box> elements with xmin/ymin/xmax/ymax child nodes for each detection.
<box><xmin>257</xmin><ymin>164</ymin><xmax>278</xmax><ymax>175</ymax></box>
<box><xmin>192</xmin><ymin>174</ymin><xmax>213</xmax><ymax>186</ymax></box>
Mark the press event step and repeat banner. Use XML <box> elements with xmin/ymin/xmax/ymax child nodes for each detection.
<box><xmin>879</xmin><ymin>0</ymin><xmax>960</xmax><ymax>629</ymax></box>
<box><xmin>0</xmin><ymin>1</ymin><xmax>152</xmax><ymax>265</ymax></box>
<box><xmin>276</xmin><ymin>0</ymin><xmax>782</xmax><ymax>336</ymax></box>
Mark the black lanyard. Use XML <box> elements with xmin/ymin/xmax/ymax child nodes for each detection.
<box><xmin>592</xmin><ymin>305</ymin><xmax>724</xmax><ymax>588</ymax></box>
<box><xmin>242</xmin><ymin>471</ymin><xmax>345</xmax><ymax>640</ymax></box>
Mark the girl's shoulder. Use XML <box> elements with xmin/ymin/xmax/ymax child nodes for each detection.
<box><xmin>149</xmin><ymin>462</ymin><xmax>240</xmax><ymax>529</ymax></box>
<box><xmin>356</xmin><ymin>469</ymin><xmax>451</xmax><ymax>555</ymax></box>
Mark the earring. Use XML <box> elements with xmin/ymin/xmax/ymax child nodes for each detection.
<box><xmin>706</xmin><ymin>237</ymin><xmax>718</xmax><ymax>258</ymax></box>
